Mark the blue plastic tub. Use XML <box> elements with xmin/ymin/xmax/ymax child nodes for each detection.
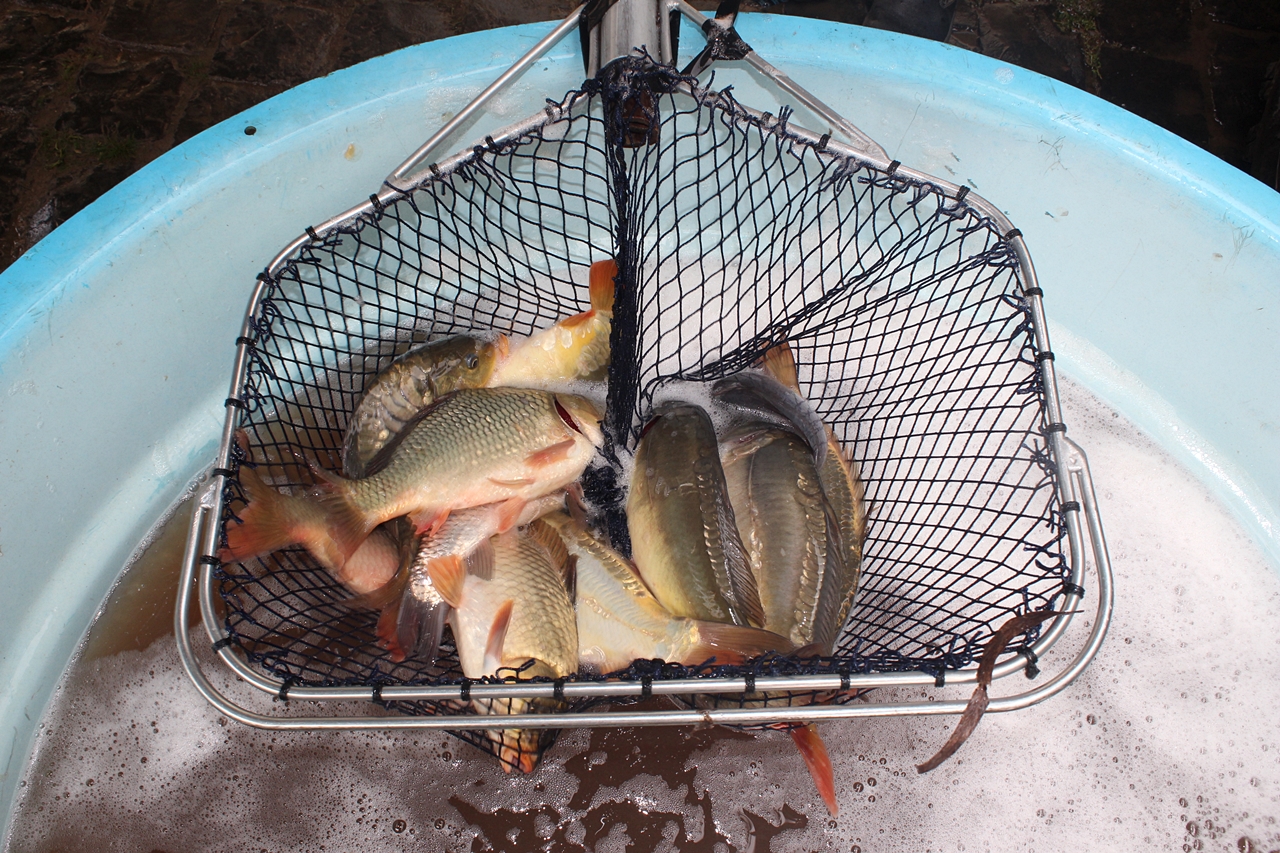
<box><xmin>0</xmin><ymin>15</ymin><xmax>1276</xmax><ymax>836</ymax></box>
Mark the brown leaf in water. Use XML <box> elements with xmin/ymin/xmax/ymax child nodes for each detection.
<box><xmin>916</xmin><ymin>610</ymin><xmax>1066</xmax><ymax>773</ymax></box>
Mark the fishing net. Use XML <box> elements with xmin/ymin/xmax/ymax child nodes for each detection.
<box><xmin>215</xmin><ymin>58</ymin><xmax>1071</xmax><ymax>765</ymax></box>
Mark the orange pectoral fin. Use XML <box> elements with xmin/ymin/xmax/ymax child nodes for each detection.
<box><xmin>426</xmin><ymin>554</ymin><xmax>467</xmax><ymax>609</ymax></box>
<box><xmin>409</xmin><ymin>508</ymin><xmax>449</xmax><ymax>537</ymax></box>
<box><xmin>560</xmin><ymin>309</ymin><xmax>595</xmax><ymax>329</ymax></box>
<box><xmin>483</xmin><ymin>600</ymin><xmax>515</xmax><ymax>673</ymax></box>
<box><xmin>377</xmin><ymin>601</ymin><xmax>407</xmax><ymax>663</ymax></box>
<box><xmin>525</xmin><ymin>439</ymin><xmax>576</xmax><ymax>468</ymax></box>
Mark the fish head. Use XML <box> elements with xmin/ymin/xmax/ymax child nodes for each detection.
<box><xmin>553</xmin><ymin>393</ymin><xmax>606</xmax><ymax>449</ymax></box>
<box><xmin>426</xmin><ymin>334</ymin><xmax>503</xmax><ymax>394</ymax></box>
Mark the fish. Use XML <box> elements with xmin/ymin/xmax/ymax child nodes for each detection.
<box><xmin>435</xmin><ymin>521</ymin><xmax>578</xmax><ymax>773</ymax></box>
<box><xmin>378</xmin><ymin>491</ymin><xmax>568</xmax><ymax>664</ymax></box>
<box><xmin>542</xmin><ymin>511</ymin><xmax>792</xmax><ymax>674</ymax></box>
<box><xmin>221</xmin><ymin>387</ymin><xmax>604</xmax><ymax>573</ymax></box>
<box><xmin>720</xmin><ymin>425</ymin><xmax>845</xmax><ymax>652</ymax></box>
<box><xmin>222</xmin><ymin>437</ymin><xmax>399</xmax><ymax>595</ymax></box>
<box><xmin>342</xmin><ymin>334</ymin><xmax>507</xmax><ymax>478</ymax></box>
<box><xmin>626</xmin><ymin>401</ymin><xmax>765</xmax><ymax>628</ymax></box>
<box><xmin>757</xmin><ymin>343</ymin><xmax>868</xmax><ymax>626</ymax></box>
<box><xmin>488</xmin><ymin>259</ymin><xmax>616</xmax><ymax>388</ymax></box>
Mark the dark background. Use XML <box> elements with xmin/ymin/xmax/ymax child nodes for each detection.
<box><xmin>1</xmin><ymin>0</ymin><xmax>1277</xmax><ymax>274</ymax></box>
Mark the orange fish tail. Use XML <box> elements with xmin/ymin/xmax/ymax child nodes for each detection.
<box><xmin>220</xmin><ymin>466</ymin><xmax>303</xmax><ymax>563</ymax></box>
<box><xmin>791</xmin><ymin>723</ymin><xmax>839</xmax><ymax>817</ymax></box>
<box><xmin>589</xmin><ymin>259</ymin><xmax>617</xmax><ymax>313</ymax></box>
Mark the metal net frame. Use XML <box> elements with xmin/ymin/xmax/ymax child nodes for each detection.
<box><xmin>186</xmin><ymin>57</ymin><xmax>1093</xmax><ymax>768</ymax></box>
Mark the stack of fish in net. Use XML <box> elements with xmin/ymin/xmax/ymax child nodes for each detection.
<box><xmin>215</xmin><ymin>59</ymin><xmax>1072</xmax><ymax>795</ymax></box>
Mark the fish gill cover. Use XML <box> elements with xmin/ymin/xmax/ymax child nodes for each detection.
<box><xmin>214</xmin><ymin>57</ymin><xmax>1070</xmax><ymax>768</ymax></box>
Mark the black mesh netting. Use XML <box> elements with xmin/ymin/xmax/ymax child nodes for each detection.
<box><xmin>215</xmin><ymin>58</ymin><xmax>1071</xmax><ymax>765</ymax></box>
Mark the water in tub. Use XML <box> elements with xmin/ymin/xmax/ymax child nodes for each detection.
<box><xmin>4</xmin><ymin>375</ymin><xmax>1279</xmax><ymax>852</ymax></box>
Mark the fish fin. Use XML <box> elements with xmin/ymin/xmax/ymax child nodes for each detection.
<box><xmin>220</xmin><ymin>464</ymin><xmax>296</xmax><ymax>563</ymax></box>
<box><xmin>377</xmin><ymin>601</ymin><xmax>407</xmax><ymax>663</ymax></box>
<box><xmin>526</xmin><ymin>518</ymin><xmax>570</xmax><ymax>576</ymax></box>
<box><xmin>563</xmin><ymin>554</ymin><xmax>578</xmax><ymax>603</ymax></box>
<box><xmin>685</xmin><ymin>622</ymin><xmax>792</xmax><ymax>665</ymax></box>
<box><xmin>721</xmin><ymin>497</ymin><xmax>767</xmax><ymax>629</ymax></box>
<box><xmin>494</xmin><ymin>498</ymin><xmax>527</xmax><ymax>533</ymax></box>
<box><xmin>495</xmin><ymin>333</ymin><xmax>511</xmax><ymax>361</ymax></box>
<box><xmin>394</xmin><ymin>587</ymin><xmax>451</xmax><ymax>664</ymax></box>
<box><xmin>559</xmin><ymin>308</ymin><xmax>595</xmax><ymax>329</ymax></box>
<box><xmin>761</xmin><ymin>341</ymin><xmax>802</xmax><ymax>393</ymax></box>
<box><xmin>464</xmin><ymin>538</ymin><xmax>496</xmax><ymax>581</ymax></box>
<box><xmin>409</xmin><ymin>508</ymin><xmax>449</xmax><ymax>537</ymax></box>
<box><xmin>790</xmin><ymin>724</ymin><xmax>839</xmax><ymax>817</ymax></box>
<box><xmin>589</xmin><ymin>259</ymin><xmax>617</xmax><ymax>313</ymax></box>
<box><xmin>314</xmin><ymin>489</ymin><xmax>375</xmax><ymax>568</ymax></box>
<box><xmin>483</xmin><ymin>600</ymin><xmax>515</xmax><ymax>673</ymax></box>
<box><xmin>489</xmin><ymin>476</ymin><xmax>535</xmax><ymax>488</ymax></box>
<box><xmin>526</xmin><ymin>438</ymin><xmax>577</xmax><ymax>469</ymax></box>
<box><xmin>426</xmin><ymin>554</ymin><xmax>467</xmax><ymax>609</ymax></box>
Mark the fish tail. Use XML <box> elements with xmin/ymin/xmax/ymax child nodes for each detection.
<box><xmin>220</xmin><ymin>465</ymin><xmax>312</xmax><ymax>564</ymax></box>
<box><xmin>388</xmin><ymin>589</ymin><xmax>449</xmax><ymax>665</ymax></box>
<box><xmin>589</xmin><ymin>259</ymin><xmax>617</xmax><ymax>313</ymax></box>
<box><xmin>790</xmin><ymin>723</ymin><xmax>839</xmax><ymax>817</ymax></box>
<box><xmin>760</xmin><ymin>341</ymin><xmax>801</xmax><ymax>392</ymax></box>
<box><xmin>686</xmin><ymin>621</ymin><xmax>793</xmax><ymax>665</ymax></box>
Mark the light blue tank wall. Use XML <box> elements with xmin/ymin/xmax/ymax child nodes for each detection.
<box><xmin>0</xmin><ymin>14</ymin><xmax>1276</xmax><ymax>839</ymax></box>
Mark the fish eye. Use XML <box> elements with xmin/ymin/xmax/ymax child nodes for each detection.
<box><xmin>465</xmin><ymin>353</ymin><xmax>479</xmax><ymax>369</ymax></box>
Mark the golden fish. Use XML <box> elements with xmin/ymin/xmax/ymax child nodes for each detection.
<box><xmin>488</xmin><ymin>260</ymin><xmax>616</xmax><ymax>388</ymax></box>
<box><xmin>433</xmin><ymin>521</ymin><xmax>577</xmax><ymax>773</ymax></box>
<box><xmin>543</xmin><ymin>512</ymin><xmax>791</xmax><ymax>674</ymax></box>
<box><xmin>343</xmin><ymin>334</ymin><xmax>506</xmax><ymax>478</ymax></box>
<box><xmin>627</xmin><ymin>402</ymin><xmax>765</xmax><ymax>628</ymax></box>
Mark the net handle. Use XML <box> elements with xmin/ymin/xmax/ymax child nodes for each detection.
<box><xmin>386</xmin><ymin>4</ymin><xmax>586</xmax><ymax>187</ymax></box>
<box><xmin>673</xmin><ymin>0</ymin><xmax>889</xmax><ymax>161</ymax></box>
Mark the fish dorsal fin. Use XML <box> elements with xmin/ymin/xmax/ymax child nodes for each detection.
<box><xmin>360</xmin><ymin>391</ymin><xmax>461</xmax><ymax>477</ymax></box>
<box><xmin>526</xmin><ymin>519</ymin><xmax>571</xmax><ymax>577</ymax></box>
<box><xmin>464</xmin><ymin>538</ymin><xmax>496</xmax><ymax>582</ymax></box>
<box><xmin>426</xmin><ymin>554</ymin><xmax>467</xmax><ymax>608</ymax></box>
<box><xmin>483</xmin><ymin>600</ymin><xmax>515</xmax><ymax>673</ymax></box>
<box><xmin>760</xmin><ymin>341</ymin><xmax>801</xmax><ymax>392</ymax></box>
<box><xmin>589</xmin><ymin>259</ymin><xmax>617</xmax><ymax>313</ymax></box>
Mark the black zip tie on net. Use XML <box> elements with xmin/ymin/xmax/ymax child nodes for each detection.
<box><xmin>1035</xmin><ymin>350</ymin><xmax>1055</xmax><ymax>363</ymax></box>
<box><xmin>954</xmin><ymin>185</ymin><xmax>970</xmax><ymax>203</ymax></box>
<box><xmin>305</xmin><ymin>226</ymin><xmax>320</xmax><ymax>241</ymax></box>
<box><xmin>368</xmin><ymin>194</ymin><xmax>384</xmax><ymax>213</ymax></box>
<box><xmin>743</xmin><ymin>671</ymin><xmax>756</xmax><ymax>694</ymax></box>
<box><xmin>1043</xmin><ymin>422</ymin><xmax>1067</xmax><ymax>435</ymax></box>
<box><xmin>934</xmin><ymin>670</ymin><xmax>946</xmax><ymax>688</ymax></box>
<box><xmin>887</xmin><ymin>160</ymin><xmax>901</xmax><ymax>174</ymax></box>
<box><xmin>199</xmin><ymin>555</ymin><xmax>221</xmax><ymax>568</ymax></box>
<box><xmin>1022</xmin><ymin>648</ymin><xmax>1040</xmax><ymax>679</ymax></box>
<box><xmin>459</xmin><ymin>679</ymin><xmax>471</xmax><ymax>703</ymax></box>
<box><xmin>235</xmin><ymin>336</ymin><xmax>255</xmax><ymax>349</ymax></box>
<box><xmin>211</xmin><ymin>467</ymin><xmax>236</xmax><ymax>479</ymax></box>
<box><xmin>553</xmin><ymin>679</ymin><xmax>566</xmax><ymax>702</ymax></box>
<box><xmin>1060</xmin><ymin>500</ymin><xmax>1081</xmax><ymax>514</ymax></box>
<box><xmin>1023</xmin><ymin>286</ymin><xmax>1044</xmax><ymax>298</ymax></box>
<box><xmin>276</xmin><ymin>678</ymin><xmax>297</xmax><ymax>703</ymax></box>
<box><xmin>1004</xmin><ymin>228</ymin><xmax>1023</xmax><ymax>241</ymax></box>
<box><xmin>1062</xmin><ymin>582</ymin><xmax>1086</xmax><ymax>598</ymax></box>
<box><xmin>371</xmin><ymin>683</ymin><xmax>385</xmax><ymax>706</ymax></box>
<box><xmin>224</xmin><ymin>397</ymin><xmax>246</xmax><ymax>410</ymax></box>
<box><xmin>211</xmin><ymin>637</ymin><xmax>234</xmax><ymax>653</ymax></box>
<box><xmin>816</xmin><ymin>132</ymin><xmax>830</xmax><ymax>151</ymax></box>
<box><xmin>838</xmin><ymin>666</ymin><xmax>851</xmax><ymax>693</ymax></box>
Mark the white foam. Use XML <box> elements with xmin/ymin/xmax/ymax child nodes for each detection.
<box><xmin>7</xmin><ymin>374</ymin><xmax>1280</xmax><ymax>851</ymax></box>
